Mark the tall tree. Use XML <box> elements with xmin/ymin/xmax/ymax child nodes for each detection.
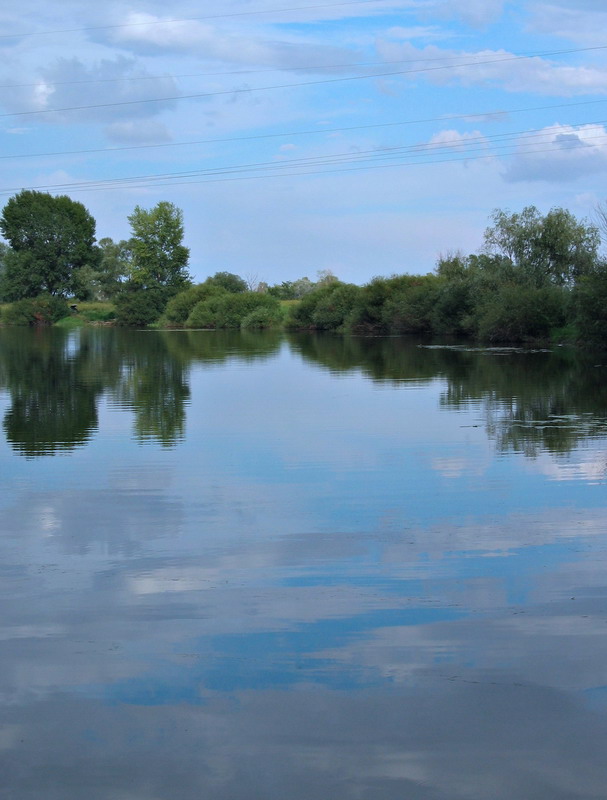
<box><xmin>127</xmin><ymin>202</ymin><xmax>190</xmax><ymax>291</ymax></box>
<box><xmin>483</xmin><ymin>206</ymin><xmax>599</xmax><ymax>287</ymax></box>
<box><xmin>0</xmin><ymin>190</ymin><xmax>98</xmax><ymax>299</ymax></box>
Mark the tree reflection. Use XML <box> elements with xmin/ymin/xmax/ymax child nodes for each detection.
<box><xmin>288</xmin><ymin>334</ymin><xmax>607</xmax><ymax>457</ymax></box>
<box><xmin>0</xmin><ymin>329</ymin><xmax>105</xmax><ymax>457</ymax></box>
<box><xmin>2</xmin><ymin>328</ymin><xmax>607</xmax><ymax>458</ymax></box>
<box><xmin>110</xmin><ymin>331</ymin><xmax>190</xmax><ymax>447</ymax></box>
<box><xmin>0</xmin><ymin>328</ymin><xmax>283</xmax><ymax>457</ymax></box>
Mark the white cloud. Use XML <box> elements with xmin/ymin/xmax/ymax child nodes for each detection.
<box><xmin>374</xmin><ymin>40</ymin><xmax>607</xmax><ymax>96</ymax></box>
<box><xmin>503</xmin><ymin>123</ymin><xmax>607</xmax><ymax>183</ymax></box>
<box><xmin>0</xmin><ymin>57</ymin><xmax>180</xmax><ymax>124</ymax></box>
<box><xmin>528</xmin><ymin>1</ymin><xmax>607</xmax><ymax>45</ymax></box>
<box><xmin>427</xmin><ymin>129</ymin><xmax>489</xmax><ymax>151</ymax></box>
<box><xmin>105</xmin><ymin>11</ymin><xmax>361</xmax><ymax>71</ymax></box>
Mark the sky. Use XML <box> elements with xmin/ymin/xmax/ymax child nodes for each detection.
<box><xmin>1</xmin><ymin>0</ymin><xmax>607</xmax><ymax>285</ymax></box>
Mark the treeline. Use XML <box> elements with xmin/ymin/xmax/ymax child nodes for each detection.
<box><xmin>284</xmin><ymin>206</ymin><xmax>607</xmax><ymax>344</ymax></box>
<box><xmin>0</xmin><ymin>190</ymin><xmax>190</xmax><ymax>327</ymax></box>
<box><xmin>2</xmin><ymin>189</ymin><xmax>607</xmax><ymax>344</ymax></box>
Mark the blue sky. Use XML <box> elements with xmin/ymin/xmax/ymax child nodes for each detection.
<box><xmin>1</xmin><ymin>0</ymin><xmax>607</xmax><ymax>284</ymax></box>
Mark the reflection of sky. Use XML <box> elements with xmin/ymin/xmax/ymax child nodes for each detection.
<box><xmin>2</xmin><ymin>335</ymin><xmax>607</xmax><ymax>798</ymax></box>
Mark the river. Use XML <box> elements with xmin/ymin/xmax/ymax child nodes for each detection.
<box><xmin>1</xmin><ymin>327</ymin><xmax>606</xmax><ymax>799</ymax></box>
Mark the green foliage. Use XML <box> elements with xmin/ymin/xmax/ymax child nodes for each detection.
<box><xmin>240</xmin><ymin>305</ymin><xmax>285</xmax><ymax>329</ymax></box>
<box><xmin>346</xmin><ymin>276</ymin><xmax>397</xmax><ymax>334</ymax></box>
<box><xmin>162</xmin><ymin>283</ymin><xmax>228</xmax><ymax>325</ymax></box>
<box><xmin>268</xmin><ymin>277</ymin><xmax>316</xmax><ymax>300</ymax></box>
<box><xmin>484</xmin><ymin>206</ymin><xmax>599</xmax><ymax>287</ymax></box>
<box><xmin>284</xmin><ymin>283</ymin><xmax>339</xmax><ymax>329</ymax></box>
<box><xmin>205</xmin><ymin>271</ymin><xmax>247</xmax><ymax>294</ymax></box>
<box><xmin>186</xmin><ymin>291</ymin><xmax>280</xmax><ymax>329</ymax></box>
<box><xmin>2</xmin><ymin>294</ymin><xmax>69</xmax><ymax>326</ymax></box>
<box><xmin>311</xmin><ymin>283</ymin><xmax>361</xmax><ymax>330</ymax></box>
<box><xmin>93</xmin><ymin>238</ymin><xmax>130</xmax><ymax>299</ymax></box>
<box><xmin>76</xmin><ymin>302</ymin><xmax>116</xmax><ymax>322</ymax></box>
<box><xmin>476</xmin><ymin>284</ymin><xmax>566</xmax><ymax>343</ymax></box>
<box><xmin>114</xmin><ymin>283</ymin><xmax>170</xmax><ymax>327</ymax></box>
<box><xmin>573</xmin><ymin>264</ymin><xmax>607</xmax><ymax>345</ymax></box>
<box><xmin>381</xmin><ymin>275</ymin><xmax>440</xmax><ymax>334</ymax></box>
<box><xmin>0</xmin><ymin>190</ymin><xmax>98</xmax><ymax>299</ymax></box>
<box><xmin>430</xmin><ymin>279</ymin><xmax>475</xmax><ymax>335</ymax></box>
<box><xmin>127</xmin><ymin>202</ymin><xmax>191</xmax><ymax>290</ymax></box>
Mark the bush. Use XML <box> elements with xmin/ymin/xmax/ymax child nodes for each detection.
<box><xmin>162</xmin><ymin>283</ymin><xmax>226</xmax><ymax>325</ymax></box>
<box><xmin>240</xmin><ymin>305</ymin><xmax>285</xmax><ymax>329</ymax></box>
<box><xmin>2</xmin><ymin>294</ymin><xmax>69</xmax><ymax>326</ymax></box>
<box><xmin>285</xmin><ymin>284</ymin><xmax>344</xmax><ymax>329</ymax></box>
<box><xmin>206</xmin><ymin>271</ymin><xmax>247</xmax><ymax>294</ymax></box>
<box><xmin>382</xmin><ymin>276</ymin><xmax>441</xmax><ymax>334</ymax></box>
<box><xmin>573</xmin><ymin>267</ymin><xmax>607</xmax><ymax>346</ymax></box>
<box><xmin>311</xmin><ymin>284</ymin><xmax>361</xmax><ymax>331</ymax></box>
<box><xmin>114</xmin><ymin>283</ymin><xmax>170</xmax><ymax>327</ymax></box>
<box><xmin>431</xmin><ymin>279</ymin><xmax>475</xmax><ymax>335</ymax></box>
<box><xmin>476</xmin><ymin>284</ymin><xmax>566</xmax><ymax>343</ymax></box>
<box><xmin>186</xmin><ymin>291</ymin><xmax>281</xmax><ymax>328</ymax></box>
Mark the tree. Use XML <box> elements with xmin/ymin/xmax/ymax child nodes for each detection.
<box><xmin>483</xmin><ymin>206</ymin><xmax>599</xmax><ymax>287</ymax></box>
<box><xmin>0</xmin><ymin>190</ymin><xmax>98</xmax><ymax>299</ymax></box>
<box><xmin>95</xmin><ymin>237</ymin><xmax>130</xmax><ymax>299</ymax></box>
<box><xmin>207</xmin><ymin>271</ymin><xmax>247</xmax><ymax>294</ymax></box>
<box><xmin>127</xmin><ymin>202</ymin><xmax>191</xmax><ymax>291</ymax></box>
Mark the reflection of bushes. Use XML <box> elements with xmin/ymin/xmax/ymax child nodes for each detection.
<box><xmin>164</xmin><ymin>329</ymin><xmax>283</xmax><ymax>364</ymax></box>
<box><xmin>289</xmin><ymin>331</ymin><xmax>607</xmax><ymax>456</ymax></box>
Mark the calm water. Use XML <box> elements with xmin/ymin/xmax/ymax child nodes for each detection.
<box><xmin>1</xmin><ymin>327</ymin><xmax>607</xmax><ymax>799</ymax></box>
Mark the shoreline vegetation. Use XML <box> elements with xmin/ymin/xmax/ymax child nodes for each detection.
<box><xmin>1</xmin><ymin>190</ymin><xmax>607</xmax><ymax>346</ymax></box>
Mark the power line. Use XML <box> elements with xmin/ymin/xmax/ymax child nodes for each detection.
<box><xmin>3</xmin><ymin>127</ymin><xmax>605</xmax><ymax>195</ymax></box>
<box><xmin>4</xmin><ymin>50</ymin><xmax>607</xmax><ymax>120</ymax></box>
<box><xmin>0</xmin><ymin>0</ymin><xmax>385</xmax><ymax>40</ymax></box>
<box><xmin>1</xmin><ymin>44</ymin><xmax>605</xmax><ymax>91</ymax></box>
<box><xmin>2</xmin><ymin>98</ymin><xmax>607</xmax><ymax>162</ymax></box>
<box><xmin>24</xmin><ymin>138</ymin><xmax>600</xmax><ymax>194</ymax></box>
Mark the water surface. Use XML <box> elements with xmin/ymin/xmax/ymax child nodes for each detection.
<box><xmin>1</xmin><ymin>328</ymin><xmax>607</xmax><ymax>799</ymax></box>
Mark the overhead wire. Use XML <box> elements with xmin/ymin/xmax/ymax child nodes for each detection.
<box><xmin>0</xmin><ymin>43</ymin><xmax>605</xmax><ymax>91</ymax></box>
<box><xmin>0</xmin><ymin>0</ymin><xmax>391</xmax><ymax>40</ymax></box>
<box><xmin>2</xmin><ymin>97</ymin><xmax>607</xmax><ymax>162</ymax></box>
<box><xmin>3</xmin><ymin>48</ymin><xmax>607</xmax><ymax>119</ymax></box>
<box><xmin>3</xmin><ymin>125</ymin><xmax>605</xmax><ymax>195</ymax></box>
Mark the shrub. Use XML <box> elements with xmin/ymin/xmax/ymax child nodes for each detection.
<box><xmin>206</xmin><ymin>271</ymin><xmax>247</xmax><ymax>293</ymax></box>
<box><xmin>430</xmin><ymin>279</ymin><xmax>475</xmax><ymax>335</ymax></box>
<box><xmin>573</xmin><ymin>267</ymin><xmax>607</xmax><ymax>346</ymax></box>
<box><xmin>162</xmin><ymin>283</ymin><xmax>227</xmax><ymax>325</ymax></box>
<box><xmin>114</xmin><ymin>283</ymin><xmax>170</xmax><ymax>327</ymax></box>
<box><xmin>382</xmin><ymin>276</ymin><xmax>441</xmax><ymax>334</ymax></box>
<box><xmin>186</xmin><ymin>291</ymin><xmax>281</xmax><ymax>328</ymax></box>
<box><xmin>311</xmin><ymin>284</ymin><xmax>361</xmax><ymax>331</ymax></box>
<box><xmin>241</xmin><ymin>305</ymin><xmax>285</xmax><ymax>329</ymax></box>
<box><xmin>476</xmin><ymin>284</ymin><xmax>566</xmax><ymax>343</ymax></box>
<box><xmin>2</xmin><ymin>294</ymin><xmax>69</xmax><ymax>326</ymax></box>
<box><xmin>285</xmin><ymin>284</ymin><xmax>343</xmax><ymax>329</ymax></box>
